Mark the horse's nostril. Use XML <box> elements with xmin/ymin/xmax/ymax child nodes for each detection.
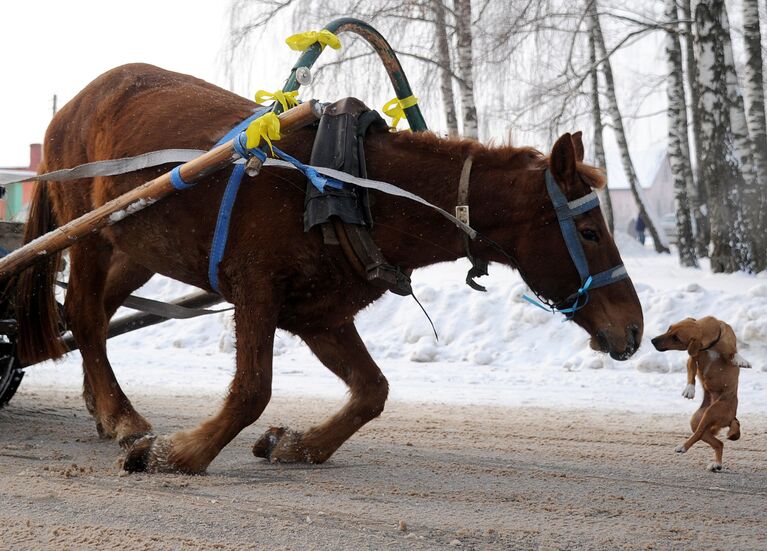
<box><xmin>627</xmin><ymin>324</ymin><xmax>640</xmax><ymax>350</ymax></box>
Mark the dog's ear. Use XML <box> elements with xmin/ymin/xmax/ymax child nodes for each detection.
<box><xmin>699</xmin><ymin>316</ymin><xmax>723</xmax><ymax>349</ymax></box>
<box><xmin>718</xmin><ymin>322</ymin><xmax>737</xmax><ymax>357</ymax></box>
<box><xmin>687</xmin><ymin>338</ymin><xmax>702</xmax><ymax>356</ymax></box>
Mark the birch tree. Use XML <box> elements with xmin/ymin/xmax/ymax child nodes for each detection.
<box><xmin>681</xmin><ymin>0</ymin><xmax>709</xmax><ymax>257</ymax></box>
<box><xmin>432</xmin><ymin>0</ymin><xmax>459</xmax><ymax>135</ymax></box>
<box><xmin>453</xmin><ymin>0</ymin><xmax>479</xmax><ymax>138</ymax></box>
<box><xmin>718</xmin><ymin>2</ymin><xmax>761</xmax><ymax>272</ymax></box>
<box><xmin>587</xmin><ymin>3</ymin><xmax>613</xmax><ymax>234</ymax></box>
<box><xmin>592</xmin><ymin>2</ymin><xmax>670</xmax><ymax>254</ymax></box>
<box><xmin>741</xmin><ymin>0</ymin><xmax>767</xmax><ymax>270</ymax></box>
<box><xmin>665</xmin><ymin>0</ymin><xmax>697</xmax><ymax>267</ymax></box>
<box><xmin>692</xmin><ymin>0</ymin><xmax>752</xmax><ymax>272</ymax></box>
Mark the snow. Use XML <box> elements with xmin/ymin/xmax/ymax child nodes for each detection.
<box><xmin>22</xmin><ymin>232</ymin><xmax>767</xmax><ymax>415</ymax></box>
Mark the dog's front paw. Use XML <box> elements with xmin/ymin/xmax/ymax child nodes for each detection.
<box><xmin>681</xmin><ymin>384</ymin><xmax>695</xmax><ymax>399</ymax></box>
<box><xmin>707</xmin><ymin>462</ymin><xmax>722</xmax><ymax>472</ymax></box>
<box><xmin>675</xmin><ymin>444</ymin><xmax>687</xmax><ymax>454</ymax></box>
<box><xmin>733</xmin><ymin>353</ymin><xmax>752</xmax><ymax>369</ymax></box>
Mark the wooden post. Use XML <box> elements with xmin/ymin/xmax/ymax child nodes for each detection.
<box><xmin>0</xmin><ymin>100</ymin><xmax>322</xmax><ymax>279</ymax></box>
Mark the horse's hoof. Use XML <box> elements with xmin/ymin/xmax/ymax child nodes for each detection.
<box><xmin>253</xmin><ymin>427</ymin><xmax>288</xmax><ymax>461</ymax></box>
<box><xmin>122</xmin><ymin>434</ymin><xmax>157</xmax><ymax>472</ymax></box>
<box><xmin>674</xmin><ymin>444</ymin><xmax>687</xmax><ymax>454</ymax></box>
<box><xmin>707</xmin><ymin>462</ymin><xmax>722</xmax><ymax>472</ymax></box>
<box><xmin>95</xmin><ymin>421</ymin><xmax>111</xmax><ymax>440</ymax></box>
<box><xmin>118</xmin><ymin>431</ymin><xmax>154</xmax><ymax>450</ymax></box>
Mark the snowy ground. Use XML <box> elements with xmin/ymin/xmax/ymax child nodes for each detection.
<box><xmin>23</xmin><ymin>232</ymin><xmax>767</xmax><ymax>414</ymax></box>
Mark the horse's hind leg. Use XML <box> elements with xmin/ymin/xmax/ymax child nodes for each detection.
<box><xmin>254</xmin><ymin>322</ymin><xmax>388</xmax><ymax>464</ymax></box>
<box><xmin>66</xmin><ymin>239</ymin><xmax>152</xmax><ymax>446</ymax></box>
<box><xmin>122</xmin><ymin>291</ymin><xmax>278</xmax><ymax>474</ymax></box>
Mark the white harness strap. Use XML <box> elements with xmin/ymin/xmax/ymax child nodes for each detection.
<box><xmin>0</xmin><ymin>149</ymin><xmax>207</xmax><ymax>187</ymax></box>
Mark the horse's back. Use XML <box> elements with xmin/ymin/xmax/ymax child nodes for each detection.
<box><xmin>40</xmin><ymin>64</ymin><xmax>268</xmax><ymax>289</ymax></box>
<box><xmin>46</xmin><ymin>63</ymin><xmax>254</xmax><ymax>171</ymax></box>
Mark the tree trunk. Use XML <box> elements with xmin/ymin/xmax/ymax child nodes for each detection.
<box><xmin>681</xmin><ymin>0</ymin><xmax>710</xmax><ymax>257</ymax></box>
<box><xmin>741</xmin><ymin>0</ymin><xmax>767</xmax><ymax>271</ymax></box>
<box><xmin>432</xmin><ymin>0</ymin><xmax>459</xmax><ymax>136</ymax></box>
<box><xmin>718</xmin><ymin>3</ymin><xmax>761</xmax><ymax>272</ymax></box>
<box><xmin>453</xmin><ymin>0</ymin><xmax>479</xmax><ymax>139</ymax></box>
<box><xmin>587</xmin><ymin>5</ymin><xmax>613</xmax><ymax>234</ymax></box>
<box><xmin>666</xmin><ymin>0</ymin><xmax>698</xmax><ymax>267</ymax></box>
<box><xmin>692</xmin><ymin>0</ymin><xmax>749</xmax><ymax>272</ymax></box>
<box><xmin>592</xmin><ymin>5</ymin><xmax>670</xmax><ymax>253</ymax></box>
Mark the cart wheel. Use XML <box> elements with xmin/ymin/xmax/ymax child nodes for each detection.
<box><xmin>0</xmin><ymin>341</ymin><xmax>23</xmax><ymax>409</ymax></box>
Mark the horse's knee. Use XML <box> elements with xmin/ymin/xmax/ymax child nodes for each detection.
<box><xmin>228</xmin><ymin>388</ymin><xmax>272</xmax><ymax>426</ymax></box>
<box><xmin>355</xmin><ymin>377</ymin><xmax>388</xmax><ymax>421</ymax></box>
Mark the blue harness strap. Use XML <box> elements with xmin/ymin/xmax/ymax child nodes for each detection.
<box><xmin>523</xmin><ymin>169</ymin><xmax>629</xmax><ymax>320</ymax></box>
<box><xmin>206</xmin><ymin>108</ymin><xmax>270</xmax><ymax>293</ymax></box>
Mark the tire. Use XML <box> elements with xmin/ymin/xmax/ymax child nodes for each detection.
<box><xmin>0</xmin><ymin>341</ymin><xmax>23</xmax><ymax>409</ymax></box>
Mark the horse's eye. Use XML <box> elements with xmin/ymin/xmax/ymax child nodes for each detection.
<box><xmin>672</xmin><ymin>335</ymin><xmax>681</xmax><ymax>343</ymax></box>
<box><xmin>580</xmin><ymin>229</ymin><xmax>599</xmax><ymax>242</ymax></box>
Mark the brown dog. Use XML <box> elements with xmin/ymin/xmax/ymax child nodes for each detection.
<box><xmin>651</xmin><ymin>316</ymin><xmax>751</xmax><ymax>471</ymax></box>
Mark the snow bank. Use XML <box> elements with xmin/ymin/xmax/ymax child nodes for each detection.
<box><xmin>24</xmin><ymin>232</ymin><xmax>767</xmax><ymax>413</ymax></box>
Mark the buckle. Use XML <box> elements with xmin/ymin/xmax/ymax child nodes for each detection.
<box><xmin>455</xmin><ymin>205</ymin><xmax>470</xmax><ymax>225</ymax></box>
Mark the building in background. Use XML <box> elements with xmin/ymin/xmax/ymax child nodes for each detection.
<box><xmin>603</xmin><ymin>143</ymin><xmax>674</xmax><ymax>241</ymax></box>
<box><xmin>0</xmin><ymin>143</ymin><xmax>41</xmax><ymax>221</ymax></box>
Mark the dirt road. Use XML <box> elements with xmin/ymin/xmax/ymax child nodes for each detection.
<box><xmin>1</xmin><ymin>388</ymin><xmax>765</xmax><ymax>550</ymax></box>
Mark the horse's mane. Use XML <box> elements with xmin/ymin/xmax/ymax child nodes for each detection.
<box><xmin>387</xmin><ymin>130</ymin><xmax>606</xmax><ymax>189</ymax></box>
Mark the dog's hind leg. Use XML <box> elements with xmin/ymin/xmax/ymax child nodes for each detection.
<box><xmin>699</xmin><ymin>431</ymin><xmax>724</xmax><ymax>472</ymax></box>
<box><xmin>727</xmin><ymin>418</ymin><xmax>741</xmax><ymax>441</ymax></box>
<box><xmin>253</xmin><ymin>322</ymin><xmax>388</xmax><ymax>464</ymax></box>
<box><xmin>676</xmin><ymin>400</ymin><xmax>728</xmax><ymax>454</ymax></box>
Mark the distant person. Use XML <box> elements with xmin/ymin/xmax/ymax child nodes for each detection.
<box><xmin>635</xmin><ymin>213</ymin><xmax>646</xmax><ymax>245</ymax></box>
<box><xmin>627</xmin><ymin>217</ymin><xmax>637</xmax><ymax>240</ymax></box>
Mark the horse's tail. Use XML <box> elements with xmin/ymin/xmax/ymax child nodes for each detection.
<box><xmin>15</xmin><ymin>179</ymin><xmax>68</xmax><ymax>365</ymax></box>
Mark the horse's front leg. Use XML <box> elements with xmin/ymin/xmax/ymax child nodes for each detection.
<box><xmin>123</xmin><ymin>294</ymin><xmax>278</xmax><ymax>474</ymax></box>
<box><xmin>253</xmin><ymin>322</ymin><xmax>388</xmax><ymax>464</ymax></box>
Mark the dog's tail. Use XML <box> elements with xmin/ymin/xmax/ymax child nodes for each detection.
<box><xmin>727</xmin><ymin>418</ymin><xmax>741</xmax><ymax>441</ymax></box>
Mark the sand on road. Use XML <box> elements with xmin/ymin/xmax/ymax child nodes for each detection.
<box><xmin>1</xmin><ymin>388</ymin><xmax>766</xmax><ymax>550</ymax></box>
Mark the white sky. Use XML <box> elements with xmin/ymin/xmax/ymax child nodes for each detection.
<box><xmin>0</xmin><ymin>1</ymin><xmax>263</xmax><ymax>166</ymax></box>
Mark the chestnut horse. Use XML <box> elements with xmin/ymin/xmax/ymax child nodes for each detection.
<box><xmin>15</xmin><ymin>64</ymin><xmax>642</xmax><ymax>474</ymax></box>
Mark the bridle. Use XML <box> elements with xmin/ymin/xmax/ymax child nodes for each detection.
<box><xmin>456</xmin><ymin>157</ymin><xmax>630</xmax><ymax>320</ymax></box>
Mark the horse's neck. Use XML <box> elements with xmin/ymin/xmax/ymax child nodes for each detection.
<box><xmin>366</xmin><ymin>135</ymin><xmax>534</xmax><ymax>271</ymax></box>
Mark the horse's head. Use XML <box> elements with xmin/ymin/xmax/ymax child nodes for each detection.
<box><xmin>497</xmin><ymin>132</ymin><xmax>643</xmax><ymax>360</ymax></box>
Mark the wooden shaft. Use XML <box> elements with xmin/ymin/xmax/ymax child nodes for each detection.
<box><xmin>0</xmin><ymin>100</ymin><xmax>321</xmax><ymax>279</ymax></box>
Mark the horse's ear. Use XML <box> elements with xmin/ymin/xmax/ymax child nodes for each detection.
<box><xmin>550</xmin><ymin>133</ymin><xmax>576</xmax><ymax>183</ymax></box>
<box><xmin>572</xmin><ymin>131</ymin><xmax>585</xmax><ymax>162</ymax></box>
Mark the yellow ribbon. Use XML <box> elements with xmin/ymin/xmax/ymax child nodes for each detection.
<box><xmin>245</xmin><ymin>112</ymin><xmax>281</xmax><ymax>152</ymax></box>
<box><xmin>285</xmin><ymin>29</ymin><xmax>341</xmax><ymax>51</ymax></box>
<box><xmin>382</xmin><ymin>95</ymin><xmax>418</xmax><ymax>129</ymax></box>
<box><xmin>255</xmin><ymin>89</ymin><xmax>299</xmax><ymax>112</ymax></box>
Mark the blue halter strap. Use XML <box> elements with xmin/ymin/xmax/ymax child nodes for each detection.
<box><xmin>522</xmin><ymin>169</ymin><xmax>629</xmax><ymax>320</ymax></box>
